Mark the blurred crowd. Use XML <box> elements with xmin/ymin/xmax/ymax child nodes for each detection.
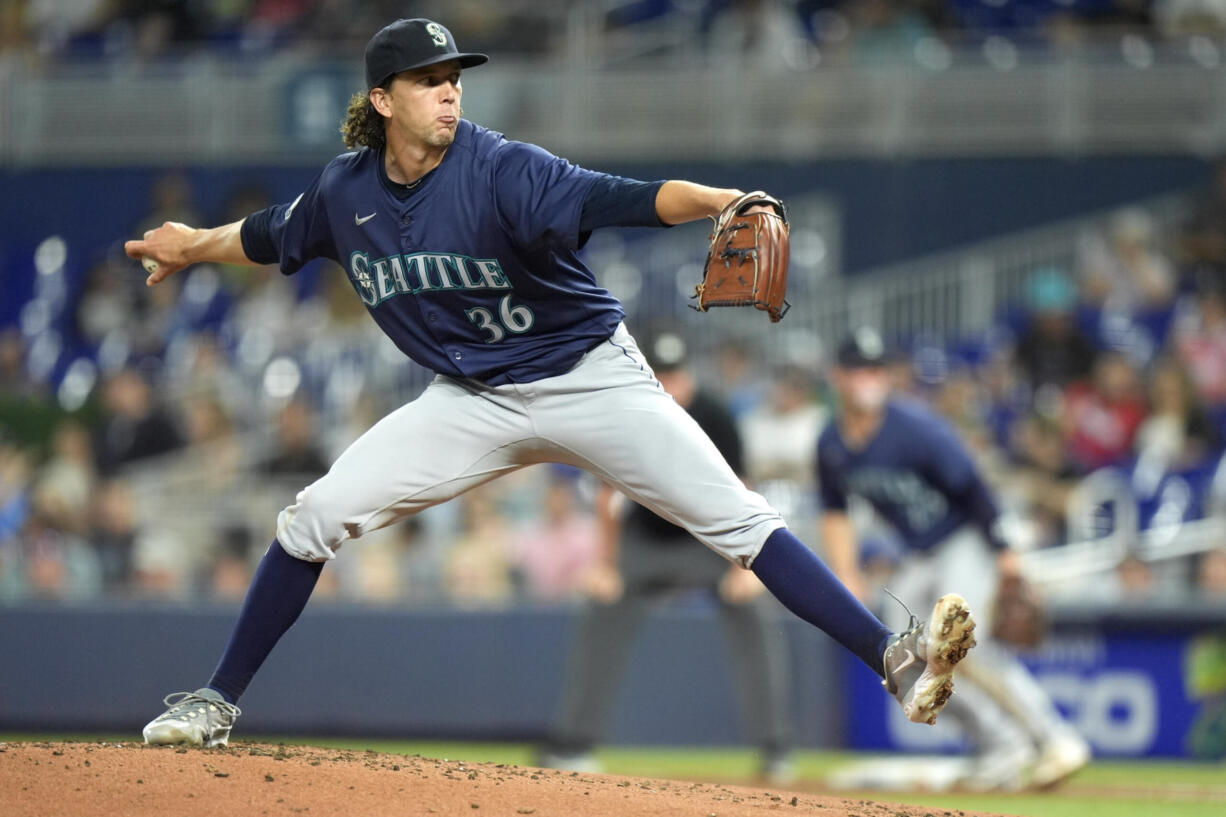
<box><xmin>1</xmin><ymin>0</ymin><xmax>1224</xmax><ymax>69</ymax></box>
<box><xmin>6</xmin><ymin>161</ymin><xmax>1226</xmax><ymax>606</ymax></box>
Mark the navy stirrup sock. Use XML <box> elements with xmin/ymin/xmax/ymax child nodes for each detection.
<box><xmin>751</xmin><ymin>528</ymin><xmax>893</xmax><ymax>678</ymax></box>
<box><xmin>207</xmin><ymin>539</ymin><xmax>323</xmax><ymax>704</ymax></box>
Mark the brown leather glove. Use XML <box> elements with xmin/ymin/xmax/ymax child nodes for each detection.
<box><xmin>991</xmin><ymin>573</ymin><xmax>1047</xmax><ymax>649</ymax></box>
<box><xmin>693</xmin><ymin>191</ymin><xmax>790</xmax><ymax>322</ymax></box>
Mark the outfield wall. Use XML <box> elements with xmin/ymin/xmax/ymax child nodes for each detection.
<box><xmin>2</xmin><ymin>602</ymin><xmax>1224</xmax><ymax>757</ymax></box>
<box><xmin>0</xmin><ymin>602</ymin><xmax>840</xmax><ymax>748</ymax></box>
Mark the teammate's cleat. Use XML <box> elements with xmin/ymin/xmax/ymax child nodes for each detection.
<box><xmin>962</xmin><ymin>742</ymin><xmax>1036</xmax><ymax>792</ymax></box>
<box><xmin>142</xmin><ymin>688</ymin><xmax>241</xmax><ymax>748</ymax></box>
<box><xmin>758</xmin><ymin>749</ymin><xmax>797</xmax><ymax>786</ymax></box>
<box><xmin>1030</xmin><ymin>732</ymin><xmax>1091</xmax><ymax>788</ymax></box>
<box><xmin>538</xmin><ymin>748</ymin><xmax>601</xmax><ymax>774</ymax></box>
<box><xmin>882</xmin><ymin>593</ymin><xmax>977</xmax><ymax>725</ymax></box>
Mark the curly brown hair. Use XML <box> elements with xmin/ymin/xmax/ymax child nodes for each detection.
<box><xmin>340</xmin><ymin>90</ymin><xmax>385</xmax><ymax>150</ymax></box>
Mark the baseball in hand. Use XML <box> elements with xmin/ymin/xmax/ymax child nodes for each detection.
<box><xmin>142</xmin><ymin>257</ymin><xmax>160</xmax><ymax>276</ymax></box>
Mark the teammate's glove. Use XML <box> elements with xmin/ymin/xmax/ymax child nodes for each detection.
<box><xmin>692</xmin><ymin>191</ymin><xmax>791</xmax><ymax>322</ymax></box>
<box><xmin>990</xmin><ymin>572</ymin><xmax>1046</xmax><ymax>649</ymax></box>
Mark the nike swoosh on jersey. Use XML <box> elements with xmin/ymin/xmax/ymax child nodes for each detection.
<box><xmin>355</xmin><ymin>212</ymin><xmax>377</xmax><ymax>226</ymax></box>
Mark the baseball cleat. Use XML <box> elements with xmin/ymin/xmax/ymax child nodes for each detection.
<box><xmin>142</xmin><ymin>688</ymin><xmax>241</xmax><ymax>748</ymax></box>
<box><xmin>1030</xmin><ymin>732</ymin><xmax>1091</xmax><ymax>788</ymax></box>
<box><xmin>882</xmin><ymin>593</ymin><xmax>977</xmax><ymax>725</ymax></box>
<box><xmin>538</xmin><ymin>748</ymin><xmax>601</xmax><ymax>774</ymax></box>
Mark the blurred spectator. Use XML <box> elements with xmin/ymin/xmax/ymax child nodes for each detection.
<box><xmin>168</xmin><ymin>330</ymin><xmax>252</xmax><ymax>424</ymax></box>
<box><xmin>0</xmin><ymin>327</ymin><xmax>40</xmax><ymax>398</ymax></box>
<box><xmin>981</xmin><ymin>347</ymin><xmax>1031</xmax><ymax>455</ymax></box>
<box><xmin>1154</xmin><ymin>0</ymin><xmax>1226</xmax><ymax>37</ymax></box>
<box><xmin>740</xmin><ymin>365</ymin><xmax>825</xmax><ymax>485</ymax></box>
<box><xmin>1180</xmin><ymin>155</ymin><xmax>1226</xmax><ymax>285</ymax></box>
<box><xmin>845</xmin><ymin>0</ymin><xmax>935</xmax><ymax>66</ymax></box>
<box><xmin>1014</xmin><ymin>266</ymin><xmax>1098</xmax><ymax>392</ymax></box>
<box><xmin>129</xmin><ymin>523</ymin><xmax>189</xmax><ymax>598</ymax></box>
<box><xmin>1078</xmin><ymin>208</ymin><xmax>1176</xmax><ymax>311</ymax></box>
<box><xmin>77</xmin><ymin>255</ymin><xmax>137</xmax><ymax>347</ymax></box>
<box><xmin>292</xmin><ymin>0</ymin><xmax>390</xmax><ymax>45</ymax></box>
<box><xmin>1064</xmin><ymin>351</ymin><xmax>1147</xmax><ymax>472</ymax></box>
<box><xmin>1115</xmin><ymin>553</ymin><xmax>1156</xmax><ymax>599</ymax></box>
<box><xmin>93</xmin><ymin>366</ymin><xmax>184</xmax><ymax>474</ymax></box>
<box><xmin>1134</xmin><ymin>356</ymin><xmax>1220</xmax><ymax>471</ymax></box>
<box><xmin>1011</xmin><ymin>414</ymin><xmax>1080</xmax><ymax>548</ymax></box>
<box><xmin>20</xmin><ymin>0</ymin><xmax>107</xmax><ymax>56</ymax></box>
<box><xmin>1197</xmin><ymin>547</ymin><xmax>1226</xmax><ymax>599</ymax></box>
<box><xmin>76</xmin><ymin>251</ymin><xmax>180</xmax><ymax>362</ymax></box>
<box><xmin>13</xmin><ymin>480</ymin><xmax>102</xmax><ymax>600</ymax></box>
<box><xmin>116</xmin><ymin>1</ymin><xmax>210</xmax><ymax>60</ymax></box>
<box><xmin>263</xmin><ymin>396</ymin><xmax>330</xmax><ymax>481</ymax></box>
<box><xmin>227</xmin><ymin>264</ymin><xmax>318</xmax><ymax>365</ymax></box>
<box><xmin>0</xmin><ymin>436</ymin><xmax>32</xmax><ymax>596</ymax></box>
<box><xmin>142</xmin><ymin>394</ymin><xmax>250</xmax><ymax>595</ymax></box>
<box><xmin>0</xmin><ymin>0</ymin><xmax>31</xmax><ymax>63</ymax></box>
<box><xmin>444</xmin><ymin>488</ymin><xmax>514</xmax><ymax>607</ymax></box>
<box><xmin>36</xmin><ymin>421</ymin><xmax>96</xmax><ymax>528</ymax></box>
<box><xmin>705</xmin><ymin>0</ymin><xmax>816</xmax><ymax>71</ymax></box>
<box><xmin>135</xmin><ymin>172</ymin><xmax>204</xmax><ymax>237</ymax></box>
<box><xmin>1173</xmin><ymin>283</ymin><xmax>1226</xmax><ymax>407</ymax></box>
<box><xmin>387</xmin><ymin>517</ymin><xmax>444</xmax><ymax>604</ymax></box>
<box><xmin>209</xmin><ymin>524</ymin><xmax>255</xmax><ymax>601</ymax></box>
<box><xmin>89</xmin><ymin>478</ymin><xmax>139</xmax><ymax>593</ymax></box>
<box><xmin>512</xmin><ymin>469</ymin><xmax>600</xmax><ymax>602</ymax></box>
<box><xmin>0</xmin><ymin>328</ymin><xmax>61</xmax><ymax>450</ymax></box>
<box><xmin>711</xmin><ymin>339</ymin><xmax>768</xmax><ymax>419</ymax></box>
<box><xmin>182</xmin><ymin>393</ymin><xmax>244</xmax><ymax>497</ymax></box>
<box><xmin>933</xmin><ymin>367</ymin><xmax>994</xmax><ymax>456</ymax></box>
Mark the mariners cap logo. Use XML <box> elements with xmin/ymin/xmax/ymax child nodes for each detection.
<box><xmin>837</xmin><ymin>327</ymin><xmax>889</xmax><ymax>368</ymax></box>
<box><xmin>855</xmin><ymin>327</ymin><xmax>884</xmax><ymax>359</ymax></box>
<box><xmin>425</xmin><ymin>22</ymin><xmax>447</xmax><ymax>48</ymax></box>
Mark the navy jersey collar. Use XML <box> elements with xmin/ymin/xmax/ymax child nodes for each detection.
<box><xmin>375</xmin><ymin>120</ymin><xmax>474</xmax><ymax>200</ymax></box>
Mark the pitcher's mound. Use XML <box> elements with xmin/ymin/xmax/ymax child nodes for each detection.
<box><xmin>1</xmin><ymin>740</ymin><xmax>1011</xmax><ymax>817</ymax></box>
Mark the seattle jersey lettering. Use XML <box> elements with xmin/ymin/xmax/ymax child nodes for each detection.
<box><xmin>845</xmin><ymin>467</ymin><xmax>949</xmax><ymax>531</ymax></box>
<box><xmin>348</xmin><ymin>250</ymin><xmax>511</xmax><ymax>305</ymax></box>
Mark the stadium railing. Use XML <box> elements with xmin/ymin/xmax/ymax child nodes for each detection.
<box><xmin>3</xmin><ymin>40</ymin><xmax>1226</xmax><ymax>164</ymax></box>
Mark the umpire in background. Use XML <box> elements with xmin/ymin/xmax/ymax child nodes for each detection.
<box><xmin>542</xmin><ymin>332</ymin><xmax>795</xmax><ymax>782</ymax></box>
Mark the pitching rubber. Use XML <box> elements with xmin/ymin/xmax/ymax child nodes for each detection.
<box><xmin>906</xmin><ymin>593</ymin><xmax>977</xmax><ymax>725</ymax></box>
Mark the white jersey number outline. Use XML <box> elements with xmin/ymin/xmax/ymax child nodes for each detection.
<box><xmin>465</xmin><ymin>294</ymin><xmax>535</xmax><ymax>343</ymax></box>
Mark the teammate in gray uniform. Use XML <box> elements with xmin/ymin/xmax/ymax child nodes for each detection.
<box><xmin>543</xmin><ymin>333</ymin><xmax>794</xmax><ymax>781</ymax></box>
<box><xmin>818</xmin><ymin>329</ymin><xmax>1090</xmax><ymax>790</ymax></box>
<box><xmin>129</xmin><ymin>18</ymin><xmax>977</xmax><ymax>750</ymax></box>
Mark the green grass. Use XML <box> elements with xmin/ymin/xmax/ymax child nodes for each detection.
<box><xmin>4</xmin><ymin>734</ymin><xmax>1224</xmax><ymax>817</ymax></box>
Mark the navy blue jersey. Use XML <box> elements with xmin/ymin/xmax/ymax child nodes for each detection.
<box><xmin>816</xmin><ymin>399</ymin><xmax>1005</xmax><ymax>553</ymax></box>
<box><xmin>255</xmin><ymin>119</ymin><xmax>625</xmax><ymax>384</ymax></box>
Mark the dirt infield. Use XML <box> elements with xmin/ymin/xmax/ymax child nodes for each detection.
<box><xmin>0</xmin><ymin>741</ymin><xmax>1011</xmax><ymax>817</ymax></box>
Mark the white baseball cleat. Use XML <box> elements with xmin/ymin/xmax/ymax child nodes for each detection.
<box><xmin>882</xmin><ymin>593</ymin><xmax>977</xmax><ymax>725</ymax></box>
<box><xmin>1030</xmin><ymin>732</ymin><xmax>1091</xmax><ymax>788</ymax></box>
<box><xmin>142</xmin><ymin>688</ymin><xmax>241</xmax><ymax>748</ymax></box>
<box><xmin>538</xmin><ymin>748</ymin><xmax>601</xmax><ymax>774</ymax></box>
<box><xmin>962</xmin><ymin>742</ymin><xmax>1037</xmax><ymax>792</ymax></box>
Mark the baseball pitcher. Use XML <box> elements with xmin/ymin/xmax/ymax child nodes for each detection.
<box><xmin>128</xmin><ymin>18</ymin><xmax>976</xmax><ymax>749</ymax></box>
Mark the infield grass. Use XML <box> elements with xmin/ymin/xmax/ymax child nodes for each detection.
<box><xmin>4</xmin><ymin>734</ymin><xmax>1223</xmax><ymax>817</ymax></box>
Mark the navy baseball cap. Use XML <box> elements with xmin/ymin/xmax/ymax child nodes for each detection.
<box><xmin>365</xmin><ymin>18</ymin><xmax>488</xmax><ymax>89</ymax></box>
<box><xmin>836</xmin><ymin>328</ymin><xmax>889</xmax><ymax>369</ymax></box>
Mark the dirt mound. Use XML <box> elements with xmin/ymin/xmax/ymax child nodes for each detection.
<box><xmin>0</xmin><ymin>740</ymin><xmax>1010</xmax><ymax>817</ymax></box>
